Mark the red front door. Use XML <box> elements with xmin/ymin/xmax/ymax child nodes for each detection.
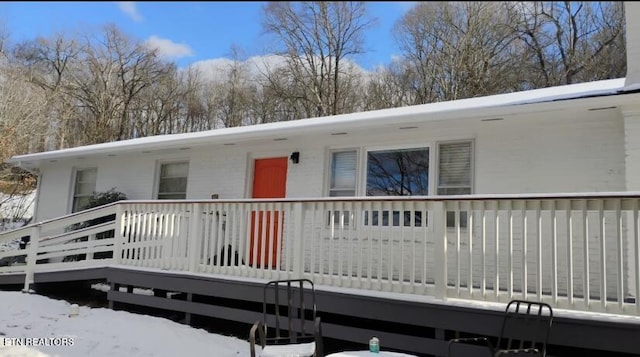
<box><xmin>250</xmin><ymin>157</ymin><xmax>288</xmax><ymax>267</ymax></box>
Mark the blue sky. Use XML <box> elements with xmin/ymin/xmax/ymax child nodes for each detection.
<box><xmin>1</xmin><ymin>1</ymin><xmax>415</xmax><ymax>71</ymax></box>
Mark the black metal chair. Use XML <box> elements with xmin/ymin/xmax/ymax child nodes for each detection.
<box><xmin>249</xmin><ymin>278</ymin><xmax>323</xmax><ymax>357</ymax></box>
<box><xmin>448</xmin><ymin>299</ymin><xmax>553</xmax><ymax>357</ymax></box>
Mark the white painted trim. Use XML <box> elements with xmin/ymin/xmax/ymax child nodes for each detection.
<box><xmin>67</xmin><ymin>169</ymin><xmax>77</xmax><ymax>215</ymax></box>
<box><xmin>249</xmin><ymin>150</ymin><xmax>292</xmax><ymax>160</ymax></box>
<box><xmin>32</xmin><ymin>171</ymin><xmax>43</xmax><ymax>223</ymax></box>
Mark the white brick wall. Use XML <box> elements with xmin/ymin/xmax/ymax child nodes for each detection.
<box><xmin>187</xmin><ymin>148</ymin><xmax>249</xmax><ymax>199</ymax></box>
<box><xmin>475</xmin><ymin>108</ymin><xmax>625</xmax><ymax>194</ymax></box>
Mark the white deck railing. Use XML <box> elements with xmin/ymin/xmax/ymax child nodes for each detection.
<box><xmin>0</xmin><ymin>202</ymin><xmax>118</xmax><ymax>289</ymax></box>
<box><xmin>1</xmin><ymin>194</ymin><xmax>639</xmax><ymax>316</ymax></box>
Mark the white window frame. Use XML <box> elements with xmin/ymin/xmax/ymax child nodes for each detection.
<box><xmin>71</xmin><ymin>167</ymin><xmax>97</xmax><ymax>213</ymax></box>
<box><xmin>327</xmin><ymin>148</ymin><xmax>360</xmax><ymax>197</ymax></box>
<box><xmin>155</xmin><ymin>160</ymin><xmax>190</xmax><ymax>200</ymax></box>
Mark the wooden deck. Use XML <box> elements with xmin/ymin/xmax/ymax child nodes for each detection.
<box><xmin>0</xmin><ymin>265</ymin><xmax>638</xmax><ymax>356</ymax></box>
<box><xmin>2</xmin><ymin>195</ymin><xmax>640</xmax><ymax>356</ymax></box>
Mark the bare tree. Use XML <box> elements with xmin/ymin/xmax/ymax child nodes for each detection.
<box><xmin>0</xmin><ymin>57</ymin><xmax>48</xmax><ymax>161</ymax></box>
<box><xmin>508</xmin><ymin>1</ymin><xmax>625</xmax><ymax>87</ymax></box>
<box><xmin>12</xmin><ymin>26</ymin><xmax>175</xmax><ymax>146</ymax></box>
<box><xmin>62</xmin><ymin>25</ymin><xmax>173</xmax><ymax>144</ymax></box>
<box><xmin>394</xmin><ymin>1</ymin><xmax>521</xmax><ymax>103</ymax></box>
<box><xmin>214</xmin><ymin>47</ymin><xmax>257</xmax><ymax>128</ymax></box>
<box><xmin>262</xmin><ymin>1</ymin><xmax>375</xmax><ymax>117</ymax></box>
<box><xmin>362</xmin><ymin>60</ymin><xmax>416</xmax><ymax>110</ymax></box>
<box><xmin>13</xmin><ymin>33</ymin><xmax>81</xmax><ymax>149</ymax></box>
<box><xmin>0</xmin><ymin>21</ymin><xmax>8</xmax><ymax>58</ymax></box>
<box><xmin>0</xmin><ymin>40</ymin><xmax>42</xmax><ymax>225</ymax></box>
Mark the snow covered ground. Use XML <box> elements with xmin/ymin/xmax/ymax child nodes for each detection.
<box><xmin>0</xmin><ymin>291</ymin><xmax>252</xmax><ymax>357</ymax></box>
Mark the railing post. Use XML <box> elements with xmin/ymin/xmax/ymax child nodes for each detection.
<box><xmin>113</xmin><ymin>203</ymin><xmax>125</xmax><ymax>265</ymax></box>
<box><xmin>188</xmin><ymin>203</ymin><xmax>203</xmax><ymax>272</ymax></box>
<box><xmin>23</xmin><ymin>225</ymin><xmax>41</xmax><ymax>293</ymax></box>
<box><xmin>433</xmin><ymin>201</ymin><xmax>447</xmax><ymax>300</ymax></box>
<box><xmin>292</xmin><ymin>202</ymin><xmax>305</xmax><ymax>278</ymax></box>
<box><xmin>87</xmin><ymin>233</ymin><xmax>96</xmax><ymax>261</ymax></box>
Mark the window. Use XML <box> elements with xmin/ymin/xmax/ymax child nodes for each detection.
<box><xmin>72</xmin><ymin>168</ymin><xmax>97</xmax><ymax>212</ymax></box>
<box><xmin>364</xmin><ymin>147</ymin><xmax>429</xmax><ymax>227</ymax></box>
<box><xmin>329</xmin><ymin>150</ymin><xmax>357</xmax><ymax>197</ymax></box>
<box><xmin>366</xmin><ymin>147</ymin><xmax>429</xmax><ymax>196</ymax></box>
<box><xmin>438</xmin><ymin>141</ymin><xmax>473</xmax><ymax>228</ymax></box>
<box><xmin>327</xmin><ymin>150</ymin><xmax>357</xmax><ymax>226</ymax></box>
<box><xmin>326</xmin><ymin>142</ymin><xmax>473</xmax><ymax>228</ymax></box>
<box><xmin>157</xmin><ymin>162</ymin><xmax>189</xmax><ymax>199</ymax></box>
<box><xmin>437</xmin><ymin>141</ymin><xmax>473</xmax><ymax>195</ymax></box>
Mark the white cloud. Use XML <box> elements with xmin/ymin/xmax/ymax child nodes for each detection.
<box><xmin>191</xmin><ymin>58</ymin><xmax>236</xmax><ymax>82</ymax></box>
<box><xmin>190</xmin><ymin>55</ymin><xmax>288</xmax><ymax>82</ymax></box>
<box><xmin>117</xmin><ymin>2</ymin><xmax>143</xmax><ymax>22</ymax></box>
<box><xmin>190</xmin><ymin>54</ymin><xmax>368</xmax><ymax>83</ymax></box>
<box><xmin>145</xmin><ymin>35</ymin><xmax>194</xmax><ymax>59</ymax></box>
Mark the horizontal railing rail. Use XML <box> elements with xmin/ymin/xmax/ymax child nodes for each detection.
<box><xmin>2</xmin><ymin>194</ymin><xmax>640</xmax><ymax>316</ymax></box>
<box><xmin>0</xmin><ymin>203</ymin><xmax>118</xmax><ymax>289</ymax></box>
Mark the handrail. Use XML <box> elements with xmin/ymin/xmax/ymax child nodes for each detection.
<box><xmin>105</xmin><ymin>191</ymin><xmax>640</xmax><ymax>205</ymax></box>
<box><xmin>2</xmin><ymin>194</ymin><xmax>640</xmax><ymax>317</ymax></box>
<box><xmin>0</xmin><ymin>202</ymin><xmax>118</xmax><ymax>237</ymax></box>
<box><xmin>5</xmin><ymin>192</ymin><xmax>640</xmax><ymax>235</ymax></box>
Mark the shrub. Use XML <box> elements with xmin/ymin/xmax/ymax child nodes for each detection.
<box><xmin>63</xmin><ymin>188</ymin><xmax>127</xmax><ymax>262</ymax></box>
<box><xmin>87</xmin><ymin>189</ymin><xmax>128</xmax><ymax>210</ymax></box>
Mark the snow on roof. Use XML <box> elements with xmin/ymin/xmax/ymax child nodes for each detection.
<box><xmin>8</xmin><ymin>78</ymin><xmax>628</xmax><ymax>165</ymax></box>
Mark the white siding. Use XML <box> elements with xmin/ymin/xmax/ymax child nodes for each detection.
<box><xmin>94</xmin><ymin>156</ymin><xmax>156</xmax><ymax>199</ymax></box>
<box><xmin>285</xmin><ymin>145</ymin><xmax>326</xmax><ymax>198</ymax></box>
<box><xmin>35</xmin><ymin>162</ymin><xmax>74</xmax><ymax>221</ymax></box>
<box><xmin>476</xmin><ymin>108</ymin><xmax>625</xmax><ymax>194</ymax></box>
<box><xmin>186</xmin><ymin>148</ymin><xmax>248</xmax><ymax>199</ymax></box>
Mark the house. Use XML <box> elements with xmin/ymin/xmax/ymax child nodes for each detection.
<box><xmin>2</xmin><ymin>2</ymin><xmax>640</xmax><ymax>356</ymax></box>
<box><xmin>10</xmin><ymin>76</ymin><xmax>640</xmax><ymax>222</ymax></box>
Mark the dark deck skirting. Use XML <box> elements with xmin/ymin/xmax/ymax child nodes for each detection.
<box><xmin>1</xmin><ymin>267</ymin><xmax>639</xmax><ymax>356</ymax></box>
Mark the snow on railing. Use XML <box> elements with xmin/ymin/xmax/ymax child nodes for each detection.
<box><xmin>2</xmin><ymin>194</ymin><xmax>640</xmax><ymax>316</ymax></box>
<box><xmin>0</xmin><ymin>203</ymin><xmax>118</xmax><ymax>290</ymax></box>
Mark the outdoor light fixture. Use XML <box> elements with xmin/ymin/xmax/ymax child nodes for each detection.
<box><xmin>290</xmin><ymin>151</ymin><xmax>300</xmax><ymax>164</ymax></box>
